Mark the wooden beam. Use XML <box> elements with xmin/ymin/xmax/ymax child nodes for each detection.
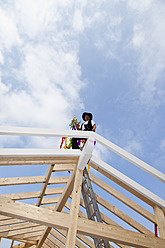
<box><xmin>89</xmin><ymin>172</ymin><xmax>156</xmax><ymax>223</ymax></box>
<box><xmin>0</xmin><ymin>222</ymin><xmax>41</xmax><ymax>234</ymax></box>
<box><xmin>0</xmin><ymin>225</ymin><xmax>44</xmax><ymax>238</ymax></box>
<box><xmin>94</xmin><ymin>193</ymin><xmax>154</xmax><ymax>235</ymax></box>
<box><xmin>0</xmin><ymin>148</ymin><xmax>80</xmax><ymax>158</ymax></box>
<box><xmin>37</xmin><ymin>165</ymin><xmax>77</xmax><ymax>248</ymax></box>
<box><xmin>47</xmin><ymin>233</ymin><xmax>64</xmax><ymax>247</ymax></box>
<box><xmin>0</xmin><ymin>196</ymin><xmax>70</xmax><ymax>230</ymax></box>
<box><xmin>153</xmin><ymin>205</ymin><xmax>165</xmax><ymax>238</ymax></box>
<box><xmin>90</xmin><ymin>157</ymin><xmax>165</xmax><ymax>209</ymax></box>
<box><xmin>77</xmin><ymin>218</ymin><xmax>165</xmax><ymax>248</ymax></box>
<box><xmin>36</xmin><ymin>164</ymin><xmax>55</xmax><ymax>206</ymax></box>
<box><xmin>0</xmin><ymin>158</ymin><xmax>77</xmax><ymax>166</ymax></box>
<box><xmin>0</xmin><ymin>126</ymin><xmax>91</xmax><ymax>139</ymax></box>
<box><xmin>95</xmin><ymin>133</ymin><xmax>165</xmax><ymax>183</ymax></box>
<box><xmin>65</xmin><ymin>201</ymin><xmax>127</xmax><ymax>248</ymax></box>
<box><xmin>0</xmin><ymin>176</ymin><xmax>69</xmax><ymax>186</ymax></box>
<box><xmin>65</xmin><ymin>168</ymin><xmax>83</xmax><ymax>247</ymax></box>
<box><xmin>52</xmin><ymin>228</ymin><xmax>91</xmax><ymax>248</ymax></box>
<box><xmin>2</xmin><ymin>187</ymin><xmax>64</xmax><ymax>201</ymax></box>
<box><xmin>0</xmin><ymin>196</ymin><xmax>164</xmax><ymax>248</ymax></box>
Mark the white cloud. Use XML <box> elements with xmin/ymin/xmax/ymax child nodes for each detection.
<box><xmin>127</xmin><ymin>0</ymin><xmax>152</xmax><ymax>12</ymax></box>
<box><xmin>132</xmin><ymin>24</ymin><xmax>145</xmax><ymax>49</ymax></box>
<box><xmin>0</xmin><ymin>0</ymin><xmax>88</xmax><ymax>149</ymax></box>
<box><xmin>129</xmin><ymin>1</ymin><xmax>165</xmax><ymax>106</ymax></box>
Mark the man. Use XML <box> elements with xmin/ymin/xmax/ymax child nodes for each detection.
<box><xmin>72</xmin><ymin>112</ymin><xmax>96</xmax><ymax>149</ymax></box>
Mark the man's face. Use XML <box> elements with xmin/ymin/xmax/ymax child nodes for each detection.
<box><xmin>84</xmin><ymin>115</ymin><xmax>90</xmax><ymax>121</ymax></box>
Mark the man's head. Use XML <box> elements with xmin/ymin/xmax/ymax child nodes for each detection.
<box><xmin>82</xmin><ymin>112</ymin><xmax>93</xmax><ymax>121</ymax></box>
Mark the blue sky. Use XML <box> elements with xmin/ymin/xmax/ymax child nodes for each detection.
<box><xmin>0</xmin><ymin>0</ymin><xmax>165</xmax><ymax>247</ymax></box>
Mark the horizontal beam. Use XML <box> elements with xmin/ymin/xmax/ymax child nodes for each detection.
<box><xmin>95</xmin><ymin>133</ymin><xmax>165</xmax><ymax>183</ymax></box>
<box><xmin>0</xmin><ymin>148</ymin><xmax>80</xmax><ymax>157</ymax></box>
<box><xmin>0</xmin><ymin>126</ymin><xmax>92</xmax><ymax>138</ymax></box>
<box><xmin>0</xmin><ymin>176</ymin><xmax>69</xmax><ymax>186</ymax></box>
<box><xmin>90</xmin><ymin>156</ymin><xmax>165</xmax><ymax>209</ymax></box>
<box><xmin>2</xmin><ymin>187</ymin><xmax>64</xmax><ymax>200</ymax></box>
<box><xmin>0</xmin><ymin>196</ymin><xmax>164</xmax><ymax>248</ymax></box>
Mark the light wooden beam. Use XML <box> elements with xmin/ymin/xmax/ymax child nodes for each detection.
<box><xmin>89</xmin><ymin>172</ymin><xmax>156</xmax><ymax>223</ymax></box>
<box><xmin>90</xmin><ymin>156</ymin><xmax>165</xmax><ymax>209</ymax></box>
<box><xmin>37</xmin><ymin>165</ymin><xmax>77</xmax><ymax>248</ymax></box>
<box><xmin>77</xmin><ymin>218</ymin><xmax>165</xmax><ymax>248</ymax></box>
<box><xmin>65</xmin><ymin>168</ymin><xmax>83</xmax><ymax>247</ymax></box>
<box><xmin>0</xmin><ymin>196</ymin><xmax>164</xmax><ymax>248</ymax></box>
<box><xmin>94</xmin><ymin>193</ymin><xmax>154</xmax><ymax>235</ymax></box>
<box><xmin>0</xmin><ymin>175</ymin><xmax>69</xmax><ymax>186</ymax></box>
<box><xmin>2</xmin><ymin>187</ymin><xmax>64</xmax><ymax>201</ymax></box>
<box><xmin>0</xmin><ymin>222</ymin><xmax>41</xmax><ymax>234</ymax></box>
<box><xmin>36</xmin><ymin>164</ymin><xmax>55</xmax><ymax>207</ymax></box>
<box><xmin>153</xmin><ymin>205</ymin><xmax>165</xmax><ymax>238</ymax></box>
<box><xmin>0</xmin><ymin>196</ymin><xmax>70</xmax><ymax>230</ymax></box>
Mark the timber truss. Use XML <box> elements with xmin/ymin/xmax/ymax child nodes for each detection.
<box><xmin>0</xmin><ymin>126</ymin><xmax>165</xmax><ymax>248</ymax></box>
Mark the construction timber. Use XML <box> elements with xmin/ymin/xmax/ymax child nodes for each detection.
<box><xmin>0</xmin><ymin>126</ymin><xmax>164</xmax><ymax>248</ymax></box>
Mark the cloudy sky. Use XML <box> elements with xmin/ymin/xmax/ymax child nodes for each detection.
<box><xmin>0</xmin><ymin>0</ymin><xmax>165</xmax><ymax>246</ymax></box>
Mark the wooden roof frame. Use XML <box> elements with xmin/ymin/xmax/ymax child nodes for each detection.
<box><xmin>0</xmin><ymin>126</ymin><xmax>165</xmax><ymax>248</ymax></box>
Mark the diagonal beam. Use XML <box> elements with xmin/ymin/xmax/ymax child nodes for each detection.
<box><xmin>90</xmin><ymin>156</ymin><xmax>165</xmax><ymax>209</ymax></box>
<box><xmin>36</xmin><ymin>164</ymin><xmax>55</xmax><ymax>206</ymax></box>
<box><xmin>0</xmin><ymin>196</ymin><xmax>165</xmax><ymax>248</ymax></box>
<box><xmin>36</xmin><ymin>165</ymin><xmax>77</xmax><ymax>248</ymax></box>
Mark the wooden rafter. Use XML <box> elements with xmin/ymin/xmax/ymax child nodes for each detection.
<box><xmin>0</xmin><ymin>196</ymin><xmax>164</xmax><ymax>248</ymax></box>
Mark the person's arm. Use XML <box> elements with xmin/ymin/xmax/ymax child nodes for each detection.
<box><xmin>92</xmin><ymin>124</ymin><xmax>96</xmax><ymax>132</ymax></box>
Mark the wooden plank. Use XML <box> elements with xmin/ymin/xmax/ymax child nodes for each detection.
<box><xmin>41</xmin><ymin>197</ymin><xmax>60</xmax><ymax>205</ymax></box>
<box><xmin>2</xmin><ymin>187</ymin><xmax>64</xmax><ymax>200</ymax></box>
<box><xmin>95</xmin><ymin>133</ymin><xmax>165</xmax><ymax>183</ymax></box>
<box><xmin>65</xmin><ymin>168</ymin><xmax>83</xmax><ymax>247</ymax></box>
<box><xmin>0</xmin><ymin>196</ymin><xmax>70</xmax><ymax>230</ymax></box>
<box><xmin>77</xmin><ymin>218</ymin><xmax>165</xmax><ymax>248</ymax></box>
<box><xmin>1</xmin><ymin>196</ymin><xmax>164</xmax><ymax>248</ymax></box>
<box><xmin>0</xmin><ymin>218</ymin><xmax>26</xmax><ymax>226</ymax></box>
<box><xmin>0</xmin><ymin>158</ymin><xmax>78</xmax><ymax>166</ymax></box>
<box><xmin>0</xmin><ymin>225</ymin><xmax>44</xmax><ymax>238</ymax></box>
<box><xmin>36</xmin><ymin>164</ymin><xmax>55</xmax><ymax>206</ymax></box>
<box><xmin>0</xmin><ymin>222</ymin><xmax>40</xmax><ymax>233</ymax></box>
<box><xmin>53</xmin><ymin>164</ymin><xmax>74</xmax><ymax>171</ymax></box>
<box><xmin>153</xmin><ymin>205</ymin><xmax>165</xmax><ymax>238</ymax></box>
<box><xmin>65</xmin><ymin>201</ymin><xmax>132</xmax><ymax>248</ymax></box>
<box><xmin>89</xmin><ymin>172</ymin><xmax>156</xmax><ymax>223</ymax></box>
<box><xmin>0</xmin><ymin>176</ymin><xmax>69</xmax><ymax>186</ymax></box>
<box><xmin>52</xmin><ymin>228</ymin><xmax>89</xmax><ymax>248</ymax></box>
<box><xmin>13</xmin><ymin>243</ymin><xmax>34</xmax><ymax>248</ymax></box>
<box><xmin>37</xmin><ymin>166</ymin><xmax>77</xmax><ymax>248</ymax></box>
<box><xmin>47</xmin><ymin>233</ymin><xmax>64</xmax><ymax>247</ymax></box>
<box><xmin>90</xmin><ymin>157</ymin><xmax>165</xmax><ymax>209</ymax></box>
